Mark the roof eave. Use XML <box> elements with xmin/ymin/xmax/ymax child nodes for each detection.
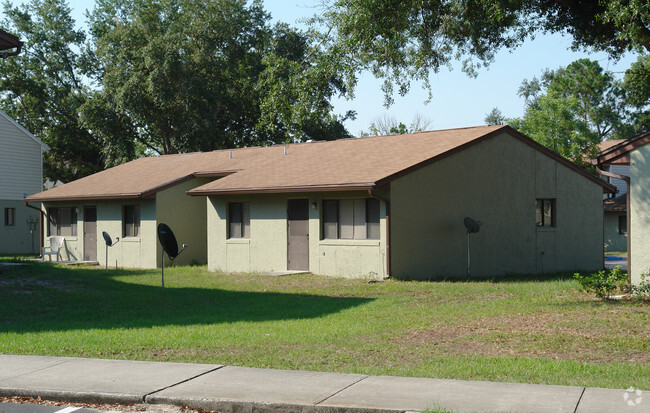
<box><xmin>188</xmin><ymin>183</ymin><xmax>376</xmax><ymax>196</ymax></box>
<box><xmin>594</xmin><ymin>131</ymin><xmax>650</xmax><ymax>166</ymax></box>
<box><xmin>25</xmin><ymin>193</ymin><xmax>146</xmax><ymax>203</ymax></box>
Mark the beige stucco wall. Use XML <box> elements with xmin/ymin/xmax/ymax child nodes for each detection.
<box><xmin>390</xmin><ymin>132</ymin><xmax>604</xmax><ymax>280</ymax></box>
<box><xmin>206</xmin><ymin>192</ymin><xmax>387</xmax><ymax>278</ymax></box>
<box><xmin>629</xmin><ymin>144</ymin><xmax>650</xmax><ymax>285</ymax></box>
<box><xmin>42</xmin><ymin>178</ymin><xmax>209</xmax><ymax>268</ymax></box>
<box><xmin>41</xmin><ymin>200</ymin><xmax>157</xmax><ymax>267</ymax></box>
<box><xmin>155</xmin><ymin>178</ymin><xmax>211</xmax><ymax>267</ymax></box>
<box><xmin>0</xmin><ymin>200</ymin><xmax>41</xmax><ymax>255</ymax></box>
<box><xmin>95</xmin><ymin>200</ymin><xmax>158</xmax><ymax>268</ymax></box>
<box><xmin>603</xmin><ymin>212</ymin><xmax>627</xmax><ymax>252</ymax></box>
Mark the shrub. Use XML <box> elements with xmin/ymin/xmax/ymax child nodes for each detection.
<box><xmin>574</xmin><ymin>266</ymin><xmax>628</xmax><ymax>299</ymax></box>
<box><xmin>631</xmin><ymin>272</ymin><xmax>650</xmax><ymax>299</ymax></box>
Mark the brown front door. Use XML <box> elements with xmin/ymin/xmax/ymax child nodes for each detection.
<box><xmin>287</xmin><ymin>199</ymin><xmax>309</xmax><ymax>271</ymax></box>
<box><xmin>83</xmin><ymin>206</ymin><xmax>97</xmax><ymax>261</ymax></box>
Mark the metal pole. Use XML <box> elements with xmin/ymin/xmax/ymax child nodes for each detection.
<box><xmin>105</xmin><ymin>244</ymin><xmax>109</xmax><ymax>272</ymax></box>
<box><xmin>466</xmin><ymin>232</ymin><xmax>471</xmax><ymax>280</ymax></box>
<box><xmin>161</xmin><ymin>248</ymin><xmax>165</xmax><ymax>289</ymax></box>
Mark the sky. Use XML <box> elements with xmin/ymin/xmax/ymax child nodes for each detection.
<box><xmin>15</xmin><ymin>0</ymin><xmax>641</xmax><ymax>136</ymax></box>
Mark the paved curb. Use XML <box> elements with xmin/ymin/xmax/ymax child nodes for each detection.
<box><xmin>0</xmin><ymin>355</ymin><xmax>647</xmax><ymax>413</ymax></box>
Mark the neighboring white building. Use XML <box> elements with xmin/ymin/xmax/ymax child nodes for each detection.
<box><xmin>0</xmin><ymin>109</ymin><xmax>49</xmax><ymax>254</ymax></box>
<box><xmin>594</xmin><ymin>131</ymin><xmax>650</xmax><ymax>286</ymax></box>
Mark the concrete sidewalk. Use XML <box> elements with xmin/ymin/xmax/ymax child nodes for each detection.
<box><xmin>0</xmin><ymin>355</ymin><xmax>646</xmax><ymax>413</ymax></box>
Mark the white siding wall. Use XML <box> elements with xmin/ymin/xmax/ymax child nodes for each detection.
<box><xmin>0</xmin><ymin>114</ymin><xmax>44</xmax><ymax>199</ymax></box>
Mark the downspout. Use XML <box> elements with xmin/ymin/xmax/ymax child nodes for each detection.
<box><xmin>24</xmin><ymin>201</ymin><xmax>45</xmax><ymax>257</ymax></box>
<box><xmin>368</xmin><ymin>187</ymin><xmax>390</xmax><ymax>278</ymax></box>
<box><xmin>595</xmin><ymin>166</ymin><xmax>631</xmax><ymax>284</ymax></box>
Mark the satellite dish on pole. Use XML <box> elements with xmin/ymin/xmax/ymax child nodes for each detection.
<box><xmin>463</xmin><ymin>217</ymin><xmax>482</xmax><ymax>280</ymax></box>
<box><xmin>464</xmin><ymin>217</ymin><xmax>482</xmax><ymax>234</ymax></box>
<box><xmin>102</xmin><ymin>231</ymin><xmax>119</xmax><ymax>272</ymax></box>
<box><xmin>157</xmin><ymin>223</ymin><xmax>188</xmax><ymax>289</ymax></box>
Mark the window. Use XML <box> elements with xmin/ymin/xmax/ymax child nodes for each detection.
<box><xmin>123</xmin><ymin>205</ymin><xmax>141</xmax><ymax>237</ymax></box>
<box><xmin>4</xmin><ymin>208</ymin><xmax>15</xmax><ymax>226</ymax></box>
<box><xmin>48</xmin><ymin>207</ymin><xmax>77</xmax><ymax>236</ymax></box>
<box><xmin>322</xmin><ymin>198</ymin><xmax>380</xmax><ymax>240</ymax></box>
<box><xmin>229</xmin><ymin>202</ymin><xmax>250</xmax><ymax>238</ymax></box>
<box><xmin>535</xmin><ymin>199</ymin><xmax>555</xmax><ymax>227</ymax></box>
<box><xmin>618</xmin><ymin>215</ymin><xmax>627</xmax><ymax>235</ymax></box>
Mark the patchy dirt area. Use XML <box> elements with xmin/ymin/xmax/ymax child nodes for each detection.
<box><xmin>393</xmin><ymin>310</ymin><xmax>650</xmax><ymax>364</ymax></box>
<box><xmin>0</xmin><ymin>397</ymin><xmax>216</xmax><ymax>412</ymax></box>
<box><xmin>0</xmin><ymin>276</ymin><xmax>77</xmax><ymax>293</ymax></box>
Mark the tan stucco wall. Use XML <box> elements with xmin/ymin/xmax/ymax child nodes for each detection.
<box><xmin>390</xmin><ymin>132</ymin><xmax>604</xmax><ymax>279</ymax></box>
<box><xmin>0</xmin><ymin>200</ymin><xmax>41</xmax><ymax>255</ymax></box>
<box><xmin>603</xmin><ymin>212</ymin><xmax>627</xmax><ymax>252</ymax></box>
<box><xmin>95</xmin><ymin>200</ymin><xmax>157</xmax><ymax>268</ymax></box>
<box><xmin>41</xmin><ymin>202</ymin><xmax>83</xmax><ymax>262</ymax></box>
<box><xmin>155</xmin><ymin>178</ymin><xmax>210</xmax><ymax>267</ymax></box>
<box><xmin>42</xmin><ymin>200</ymin><xmax>157</xmax><ymax>267</ymax></box>
<box><xmin>206</xmin><ymin>192</ymin><xmax>387</xmax><ymax>278</ymax></box>
<box><xmin>41</xmin><ymin>179</ymin><xmax>209</xmax><ymax>268</ymax></box>
<box><xmin>629</xmin><ymin>144</ymin><xmax>650</xmax><ymax>285</ymax></box>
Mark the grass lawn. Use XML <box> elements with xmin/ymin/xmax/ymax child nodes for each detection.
<box><xmin>0</xmin><ymin>259</ymin><xmax>648</xmax><ymax>390</ymax></box>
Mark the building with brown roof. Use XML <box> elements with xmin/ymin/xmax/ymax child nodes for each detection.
<box><xmin>0</xmin><ymin>29</ymin><xmax>23</xmax><ymax>58</ymax></box>
<box><xmin>27</xmin><ymin>125</ymin><xmax>613</xmax><ymax>278</ymax></box>
<box><xmin>593</xmin><ymin>130</ymin><xmax>650</xmax><ymax>286</ymax></box>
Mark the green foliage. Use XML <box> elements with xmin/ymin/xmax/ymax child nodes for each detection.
<box><xmin>0</xmin><ymin>0</ymin><xmax>105</xmax><ymax>182</ymax></box>
<box><xmin>0</xmin><ymin>0</ymin><xmax>351</xmax><ymax>182</ymax></box>
<box><xmin>631</xmin><ymin>271</ymin><xmax>650</xmax><ymax>299</ymax></box>
<box><xmin>622</xmin><ymin>55</ymin><xmax>650</xmax><ymax>133</ymax></box>
<box><xmin>314</xmin><ymin>0</ymin><xmax>650</xmax><ymax>106</ymax></box>
<box><xmin>484</xmin><ymin>107</ymin><xmax>505</xmax><ymax>125</ymax></box>
<box><xmin>87</xmin><ymin>0</ymin><xmax>351</xmax><ymax>155</ymax></box>
<box><xmin>573</xmin><ymin>266</ymin><xmax>628</xmax><ymax>299</ymax></box>
<box><xmin>508</xmin><ymin>59</ymin><xmax>631</xmax><ymax>166</ymax></box>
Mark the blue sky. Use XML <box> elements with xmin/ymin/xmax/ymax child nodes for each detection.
<box><xmin>31</xmin><ymin>0</ymin><xmax>642</xmax><ymax>136</ymax></box>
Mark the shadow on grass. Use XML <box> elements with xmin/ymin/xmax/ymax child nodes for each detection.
<box><xmin>0</xmin><ymin>262</ymin><xmax>373</xmax><ymax>334</ymax></box>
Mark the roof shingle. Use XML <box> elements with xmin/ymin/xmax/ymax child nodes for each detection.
<box><xmin>26</xmin><ymin>125</ymin><xmax>612</xmax><ymax>202</ymax></box>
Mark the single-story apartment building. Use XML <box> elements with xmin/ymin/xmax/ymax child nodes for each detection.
<box><xmin>594</xmin><ymin>130</ymin><xmax>650</xmax><ymax>286</ymax></box>
<box><xmin>27</xmin><ymin>125</ymin><xmax>613</xmax><ymax>279</ymax></box>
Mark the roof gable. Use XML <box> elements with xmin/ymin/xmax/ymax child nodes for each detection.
<box><xmin>0</xmin><ymin>109</ymin><xmax>50</xmax><ymax>151</ymax></box>
<box><xmin>594</xmin><ymin>131</ymin><xmax>650</xmax><ymax>166</ymax></box>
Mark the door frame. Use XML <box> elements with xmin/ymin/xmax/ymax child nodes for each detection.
<box><xmin>83</xmin><ymin>205</ymin><xmax>97</xmax><ymax>262</ymax></box>
<box><xmin>287</xmin><ymin>199</ymin><xmax>310</xmax><ymax>271</ymax></box>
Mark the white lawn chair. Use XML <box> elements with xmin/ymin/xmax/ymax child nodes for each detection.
<box><xmin>42</xmin><ymin>236</ymin><xmax>64</xmax><ymax>262</ymax></box>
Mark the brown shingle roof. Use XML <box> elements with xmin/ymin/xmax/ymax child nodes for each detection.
<box><xmin>594</xmin><ymin>131</ymin><xmax>650</xmax><ymax>166</ymax></box>
<box><xmin>26</xmin><ymin>125</ymin><xmax>613</xmax><ymax>202</ymax></box>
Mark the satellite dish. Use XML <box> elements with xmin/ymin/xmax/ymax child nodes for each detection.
<box><xmin>102</xmin><ymin>231</ymin><xmax>113</xmax><ymax>246</ymax></box>
<box><xmin>101</xmin><ymin>231</ymin><xmax>119</xmax><ymax>272</ymax></box>
<box><xmin>464</xmin><ymin>217</ymin><xmax>482</xmax><ymax>234</ymax></box>
<box><xmin>463</xmin><ymin>217</ymin><xmax>483</xmax><ymax>280</ymax></box>
<box><xmin>158</xmin><ymin>223</ymin><xmax>179</xmax><ymax>259</ymax></box>
<box><xmin>157</xmin><ymin>223</ymin><xmax>188</xmax><ymax>289</ymax></box>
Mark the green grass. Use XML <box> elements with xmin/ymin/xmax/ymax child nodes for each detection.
<box><xmin>0</xmin><ymin>259</ymin><xmax>648</xmax><ymax>390</ymax></box>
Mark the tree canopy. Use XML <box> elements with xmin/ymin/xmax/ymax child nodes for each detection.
<box><xmin>507</xmin><ymin>59</ymin><xmax>635</xmax><ymax>166</ymax></box>
<box><xmin>0</xmin><ymin>0</ymin><xmax>104</xmax><ymax>182</ymax></box>
<box><xmin>0</xmin><ymin>0</ymin><xmax>352</xmax><ymax>182</ymax></box>
<box><xmin>313</xmin><ymin>0</ymin><xmax>650</xmax><ymax>105</ymax></box>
